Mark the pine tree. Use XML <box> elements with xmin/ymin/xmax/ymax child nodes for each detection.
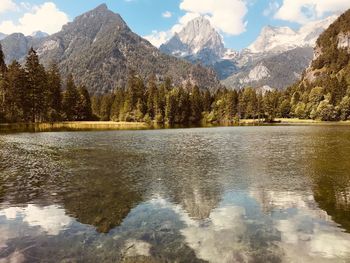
<box><xmin>47</xmin><ymin>63</ymin><xmax>62</xmax><ymax>121</ymax></box>
<box><xmin>0</xmin><ymin>44</ymin><xmax>7</xmax><ymax>122</ymax></box>
<box><xmin>77</xmin><ymin>86</ymin><xmax>92</xmax><ymax>121</ymax></box>
<box><xmin>146</xmin><ymin>74</ymin><xmax>157</xmax><ymax>118</ymax></box>
<box><xmin>99</xmin><ymin>94</ymin><xmax>114</xmax><ymax>121</ymax></box>
<box><xmin>62</xmin><ymin>74</ymin><xmax>79</xmax><ymax>121</ymax></box>
<box><xmin>202</xmin><ymin>89</ymin><xmax>212</xmax><ymax>113</ymax></box>
<box><xmin>0</xmin><ymin>43</ymin><xmax>7</xmax><ymax>76</ymax></box>
<box><xmin>25</xmin><ymin>48</ymin><xmax>48</xmax><ymax>122</ymax></box>
<box><xmin>165</xmin><ymin>90</ymin><xmax>177</xmax><ymax>124</ymax></box>
<box><xmin>91</xmin><ymin>95</ymin><xmax>102</xmax><ymax>120</ymax></box>
<box><xmin>190</xmin><ymin>85</ymin><xmax>202</xmax><ymax>123</ymax></box>
<box><xmin>110</xmin><ymin>88</ymin><xmax>124</xmax><ymax>121</ymax></box>
<box><xmin>4</xmin><ymin>61</ymin><xmax>28</xmax><ymax>122</ymax></box>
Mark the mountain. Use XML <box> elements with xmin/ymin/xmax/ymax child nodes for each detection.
<box><xmin>0</xmin><ymin>33</ymin><xmax>7</xmax><ymax>40</ymax></box>
<box><xmin>160</xmin><ymin>16</ymin><xmax>227</xmax><ymax>64</ymax></box>
<box><xmin>222</xmin><ymin>47</ymin><xmax>314</xmax><ymax>90</ymax></box>
<box><xmin>0</xmin><ymin>33</ymin><xmax>43</xmax><ymax>64</ymax></box>
<box><xmin>160</xmin><ymin>15</ymin><xmax>337</xmax><ymax>89</ymax></box>
<box><xmin>221</xmin><ymin>15</ymin><xmax>338</xmax><ymax>90</ymax></box>
<box><xmin>302</xmin><ymin>10</ymin><xmax>350</xmax><ymax>84</ymax></box>
<box><xmin>284</xmin><ymin>9</ymin><xmax>350</xmax><ymax>121</ymax></box>
<box><xmin>30</xmin><ymin>31</ymin><xmax>49</xmax><ymax>39</ymax></box>
<box><xmin>0</xmin><ymin>4</ymin><xmax>219</xmax><ymax>94</ymax></box>
<box><xmin>247</xmin><ymin>15</ymin><xmax>338</xmax><ymax>54</ymax></box>
<box><xmin>160</xmin><ymin>16</ymin><xmax>238</xmax><ymax>80</ymax></box>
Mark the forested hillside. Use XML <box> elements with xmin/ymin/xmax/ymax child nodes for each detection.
<box><xmin>282</xmin><ymin>9</ymin><xmax>350</xmax><ymax>121</ymax></box>
<box><xmin>0</xmin><ymin>4</ymin><xmax>220</xmax><ymax>94</ymax></box>
<box><xmin>0</xmin><ymin>46</ymin><xmax>92</xmax><ymax>123</ymax></box>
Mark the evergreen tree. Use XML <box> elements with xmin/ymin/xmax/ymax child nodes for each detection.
<box><xmin>146</xmin><ymin>74</ymin><xmax>157</xmax><ymax>118</ymax></box>
<box><xmin>62</xmin><ymin>74</ymin><xmax>79</xmax><ymax>120</ymax></box>
<box><xmin>0</xmin><ymin>43</ymin><xmax>7</xmax><ymax>75</ymax></box>
<box><xmin>4</xmin><ymin>61</ymin><xmax>28</xmax><ymax>122</ymax></box>
<box><xmin>99</xmin><ymin>94</ymin><xmax>114</xmax><ymax>121</ymax></box>
<box><xmin>25</xmin><ymin>48</ymin><xmax>48</xmax><ymax>122</ymax></box>
<box><xmin>110</xmin><ymin>88</ymin><xmax>124</xmax><ymax>121</ymax></box>
<box><xmin>91</xmin><ymin>95</ymin><xmax>102</xmax><ymax>120</ymax></box>
<box><xmin>190</xmin><ymin>85</ymin><xmax>202</xmax><ymax>123</ymax></box>
<box><xmin>0</xmin><ymin>44</ymin><xmax>8</xmax><ymax>121</ymax></box>
<box><xmin>77</xmin><ymin>86</ymin><xmax>92</xmax><ymax>121</ymax></box>
<box><xmin>47</xmin><ymin>63</ymin><xmax>62</xmax><ymax>121</ymax></box>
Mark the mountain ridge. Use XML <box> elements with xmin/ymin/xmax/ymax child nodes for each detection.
<box><xmin>0</xmin><ymin>4</ymin><xmax>220</xmax><ymax>94</ymax></box>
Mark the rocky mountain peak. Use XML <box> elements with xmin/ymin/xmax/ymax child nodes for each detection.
<box><xmin>62</xmin><ymin>3</ymin><xmax>129</xmax><ymax>34</ymax></box>
<box><xmin>30</xmin><ymin>31</ymin><xmax>49</xmax><ymax>39</ymax></box>
<box><xmin>0</xmin><ymin>33</ymin><xmax>7</xmax><ymax>40</ymax></box>
<box><xmin>177</xmin><ymin>16</ymin><xmax>224</xmax><ymax>54</ymax></box>
<box><xmin>160</xmin><ymin>16</ymin><xmax>226</xmax><ymax>65</ymax></box>
<box><xmin>248</xmin><ymin>16</ymin><xmax>337</xmax><ymax>54</ymax></box>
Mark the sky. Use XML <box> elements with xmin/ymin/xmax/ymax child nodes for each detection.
<box><xmin>0</xmin><ymin>0</ymin><xmax>350</xmax><ymax>50</ymax></box>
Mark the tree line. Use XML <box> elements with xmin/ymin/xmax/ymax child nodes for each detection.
<box><xmin>90</xmin><ymin>73</ymin><xmax>283</xmax><ymax>124</ymax></box>
<box><xmin>1</xmin><ymin>44</ymin><xmax>350</xmax><ymax>124</ymax></box>
<box><xmin>91</xmin><ymin>70</ymin><xmax>350</xmax><ymax>123</ymax></box>
<box><xmin>0</xmin><ymin>45</ymin><xmax>92</xmax><ymax>123</ymax></box>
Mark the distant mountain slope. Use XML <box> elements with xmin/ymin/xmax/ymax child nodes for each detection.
<box><xmin>221</xmin><ymin>15</ymin><xmax>338</xmax><ymax>89</ymax></box>
<box><xmin>160</xmin><ymin>16</ymin><xmax>238</xmax><ymax>79</ymax></box>
<box><xmin>160</xmin><ymin>16</ymin><xmax>228</xmax><ymax>65</ymax></box>
<box><xmin>222</xmin><ymin>47</ymin><xmax>314</xmax><ymax>89</ymax></box>
<box><xmin>0</xmin><ymin>31</ymin><xmax>49</xmax><ymax>64</ymax></box>
<box><xmin>283</xmin><ymin>9</ymin><xmax>350</xmax><ymax>121</ymax></box>
<box><xmin>302</xmin><ymin>9</ymin><xmax>350</xmax><ymax>83</ymax></box>
<box><xmin>1</xmin><ymin>4</ymin><xmax>219</xmax><ymax>94</ymax></box>
<box><xmin>160</xmin><ymin>14</ymin><xmax>337</xmax><ymax>89</ymax></box>
<box><xmin>0</xmin><ymin>33</ymin><xmax>7</xmax><ymax>40</ymax></box>
<box><xmin>247</xmin><ymin>15</ymin><xmax>337</xmax><ymax>54</ymax></box>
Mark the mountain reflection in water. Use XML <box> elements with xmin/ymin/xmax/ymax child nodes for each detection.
<box><xmin>0</xmin><ymin>126</ymin><xmax>350</xmax><ymax>262</ymax></box>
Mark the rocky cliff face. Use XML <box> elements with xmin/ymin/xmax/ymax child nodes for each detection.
<box><xmin>1</xmin><ymin>4</ymin><xmax>219</xmax><ymax>94</ymax></box>
<box><xmin>302</xmin><ymin>9</ymin><xmax>350</xmax><ymax>84</ymax></box>
<box><xmin>247</xmin><ymin>15</ymin><xmax>337</xmax><ymax>54</ymax></box>
<box><xmin>160</xmin><ymin>16</ymin><xmax>226</xmax><ymax>65</ymax></box>
<box><xmin>338</xmin><ymin>32</ymin><xmax>350</xmax><ymax>50</ymax></box>
<box><xmin>161</xmin><ymin>14</ymin><xmax>336</xmax><ymax>90</ymax></box>
<box><xmin>222</xmin><ymin>47</ymin><xmax>314</xmax><ymax>90</ymax></box>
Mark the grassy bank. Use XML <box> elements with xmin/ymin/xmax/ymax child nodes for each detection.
<box><xmin>1</xmin><ymin>119</ymin><xmax>350</xmax><ymax>133</ymax></box>
<box><xmin>0</xmin><ymin>121</ymin><xmax>150</xmax><ymax>133</ymax></box>
<box><xmin>239</xmin><ymin>118</ymin><xmax>350</xmax><ymax>125</ymax></box>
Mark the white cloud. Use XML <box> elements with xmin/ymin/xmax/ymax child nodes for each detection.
<box><xmin>274</xmin><ymin>0</ymin><xmax>350</xmax><ymax>24</ymax></box>
<box><xmin>179</xmin><ymin>0</ymin><xmax>248</xmax><ymax>35</ymax></box>
<box><xmin>0</xmin><ymin>2</ymin><xmax>69</xmax><ymax>35</ymax></box>
<box><xmin>162</xmin><ymin>11</ymin><xmax>172</xmax><ymax>18</ymax></box>
<box><xmin>263</xmin><ymin>1</ymin><xmax>280</xmax><ymax>16</ymax></box>
<box><xmin>144</xmin><ymin>12</ymin><xmax>199</xmax><ymax>47</ymax></box>
<box><xmin>0</xmin><ymin>0</ymin><xmax>17</xmax><ymax>14</ymax></box>
<box><xmin>144</xmin><ymin>0</ymin><xmax>248</xmax><ymax>47</ymax></box>
<box><xmin>0</xmin><ymin>204</ymin><xmax>72</xmax><ymax>235</ymax></box>
<box><xmin>144</xmin><ymin>30</ymin><xmax>172</xmax><ymax>47</ymax></box>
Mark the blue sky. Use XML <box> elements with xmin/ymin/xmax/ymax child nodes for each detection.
<box><xmin>1</xmin><ymin>0</ymin><xmax>350</xmax><ymax>50</ymax></box>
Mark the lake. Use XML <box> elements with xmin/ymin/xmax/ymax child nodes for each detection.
<box><xmin>0</xmin><ymin>126</ymin><xmax>350</xmax><ymax>262</ymax></box>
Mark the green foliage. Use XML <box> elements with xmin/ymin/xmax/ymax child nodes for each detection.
<box><xmin>25</xmin><ymin>48</ymin><xmax>48</xmax><ymax>122</ymax></box>
<box><xmin>0</xmin><ymin>45</ymin><xmax>93</xmax><ymax>123</ymax></box>
<box><xmin>62</xmin><ymin>74</ymin><xmax>80</xmax><ymax>121</ymax></box>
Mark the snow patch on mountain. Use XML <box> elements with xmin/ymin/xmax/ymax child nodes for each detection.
<box><xmin>30</xmin><ymin>31</ymin><xmax>49</xmax><ymax>39</ymax></box>
<box><xmin>0</xmin><ymin>33</ymin><xmax>7</xmax><ymax>40</ymax></box>
<box><xmin>160</xmin><ymin>16</ymin><xmax>226</xmax><ymax>64</ymax></box>
<box><xmin>248</xmin><ymin>15</ymin><xmax>338</xmax><ymax>54</ymax></box>
<box><xmin>240</xmin><ymin>63</ymin><xmax>270</xmax><ymax>84</ymax></box>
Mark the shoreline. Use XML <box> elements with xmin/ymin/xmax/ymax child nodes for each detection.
<box><xmin>0</xmin><ymin>121</ymin><xmax>150</xmax><ymax>133</ymax></box>
<box><xmin>238</xmin><ymin>118</ymin><xmax>350</xmax><ymax>125</ymax></box>
<box><xmin>1</xmin><ymin>119</ymin><xmax>350</xmax><ymax>133</ymax></box>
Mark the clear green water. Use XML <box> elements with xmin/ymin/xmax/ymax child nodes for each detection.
<box><xmin>0</xmin><ymin>126</ymin><xmax>350</xmax><ymax>262</ymax></box>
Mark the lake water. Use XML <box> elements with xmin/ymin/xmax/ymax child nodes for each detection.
<box><xmin>0</xmin><ymin>126</ymin><xmax>350</xmax><ymax>262</ymax></box>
